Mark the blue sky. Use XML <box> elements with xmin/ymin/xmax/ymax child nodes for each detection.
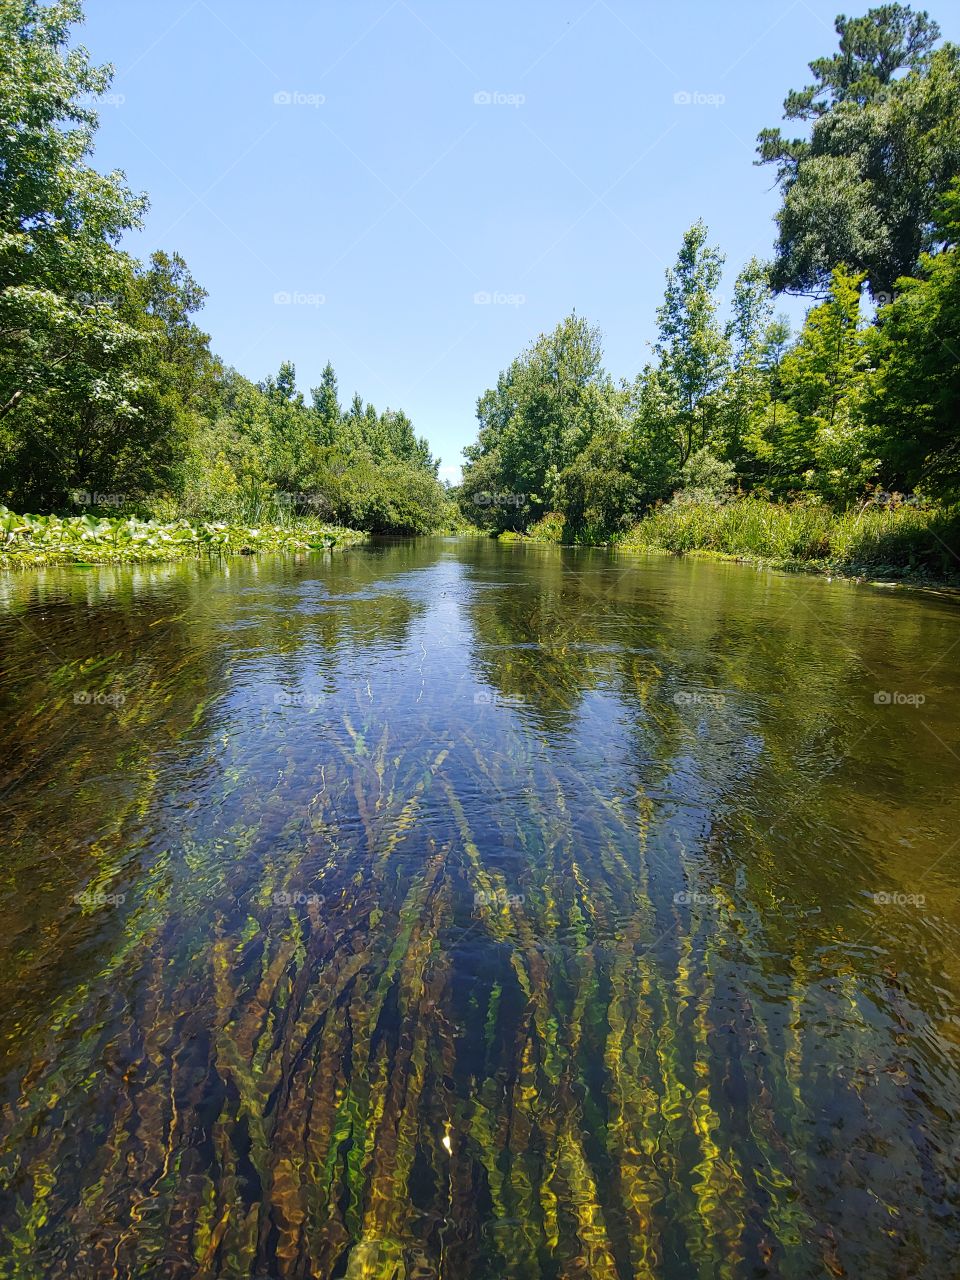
<box><xmin>81</xmin><ymin>0</ymin><xmax>849</xmax><ymax>481</ymax></box>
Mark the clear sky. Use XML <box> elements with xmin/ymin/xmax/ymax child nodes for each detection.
<box><xmin>80</xmin><ymin>0</ymin><xmax>848</xmax><ymax>481</ymax></box>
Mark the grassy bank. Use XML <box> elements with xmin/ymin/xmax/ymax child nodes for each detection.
<box><xmin>0</xmin><ymin>507</ymin><xmax>366</xmax><ymax>568</ymax></box>
<box><xmin>510</xmin><ymin>499</ymin><xmax>960</xmax><ymax>584</ymax></box>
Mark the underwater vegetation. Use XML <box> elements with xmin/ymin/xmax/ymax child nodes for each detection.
<box><xmin>0</xmin><ymin>538</ymin><xmax>957</xmax><ymax>1278</ymax></box>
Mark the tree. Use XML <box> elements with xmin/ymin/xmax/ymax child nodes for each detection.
<box><xmin>867</xmin><ymin>179</ymin><xmax>960</xmax><ymax>497</ymax></box>
<box><xmin>557</xmin><ymin>425</ymin><xmax>639</xmax><ymax>540</ymax></box>
<box><xmin>673</xmin><ymin>447</ymin><xmax>736</xmax><ymax>503</ymax></box>
<box><xmin>261</xmin><ymin>360</ymin><xmax>301</xmax><ymax>406</ymax></box>
<box><xmin>758</xmin><ymin>5</ymin><xmax>960</xmax><ymax>298</ymax></box>
<box><xmin>255</xmin><ymin>362</ymin><xmax>314</xmax><ymax>493</ymax></box>
<box><xmin>462</xmin><ymin>313</ymin><xmax>619</xmax><ymax>528</ymax></box>
<box><xmin>132</xmin><ymin>251</ymin><xmax>213</xmax><ymax>410</ymax></box>
<box><xmin>311</xmin><ymin>361</ymin><xmax>340</xmax><ymax>444</ymax></box>
<box><xmin>779</xmin><ymin>5</ymin><xmax>940</xmax><ymax>117</ymax></box>
<box><xmin>721</xmin><ymin>258</ymin><xmax>778</xmax><ymax>469</ymax></box>
<box><xmin>622</xmin><ymin>364</ymin><xmax>685</xmax><ymax>504</ymax></box>
<box><xmin>0</xmin><ymin>0</ymin><xmax>155</xmax><ymax>504</ymax></box>
<box><xmin>0</xmin><ymin>246</ymin><xmax>217</xmax><ymax>508</ymax></box>
<box><xmin>0</xmin><ymin>2</ymin><xmax>455</xmax><ymax>532</ymax></box>
<box><xmin>777</xmin><ymin>265</ymin><xmax>875</xmax><ymax>501</ymax></box>
<box><xmin>739</xmin><ymin>317</ymin><xmax>793</xmax><ymax>492</ymax></box>
<box><xmin>650</xmin><ymin>220</ymin><xmax>730</xmax><ymax>467</ymax></box>
<box><xmin>379</xmin><ymin>408</ymin><xmax>436</xmax><ymax>472</ymax></box>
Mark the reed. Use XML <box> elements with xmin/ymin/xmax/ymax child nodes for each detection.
<box><xmin>618</xmin><ymin>497</ymin><xmax>960</xmax><ymax>580</ymax></box>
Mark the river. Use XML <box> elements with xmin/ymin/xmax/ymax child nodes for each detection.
<box><xmin>0</xmin><ymin>537</ymin><xmax>958</xmax><ymax>1278</ymax></box>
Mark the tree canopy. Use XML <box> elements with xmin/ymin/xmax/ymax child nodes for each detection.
<box><xmin>0</xmin><ymin>0</ymin><xmax>448</xmax><ymax>532</ymax></box>
<box><xmin>757</xmin><ymin>4</ymin><xmax>960</xmax><ymax>298</ymax></box>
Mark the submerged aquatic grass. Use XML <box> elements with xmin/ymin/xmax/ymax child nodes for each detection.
<box><xmin>0</xmin><ymin>539</ymin><xmax>957</xmax><ymax>1277</ymax></box>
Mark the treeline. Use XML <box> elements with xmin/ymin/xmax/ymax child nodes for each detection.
<box><xmin>0</xmin><ymin>0</ymin><xmax>448</xmax><ymax>533</ymax></box>
<box><xmin>460</xmin><ymin>4</ymin><xmax>960</xmax><ymax>543</ymax></box>
<box><xmin>176</xmin><ymin>356</ymin><xmax>448</xmax><ymax>533</ymax></box>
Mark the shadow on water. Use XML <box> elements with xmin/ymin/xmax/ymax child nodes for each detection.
<box><xmin>0</xmin><ymin>536</ymin><xmax>958</xmax><ymax>1278</ymax></box>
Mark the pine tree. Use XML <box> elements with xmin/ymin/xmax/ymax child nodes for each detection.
<box><xmin>311</xmin><ymin>361</ymin><xmax>341</xmax><ymax>445</ymax></box>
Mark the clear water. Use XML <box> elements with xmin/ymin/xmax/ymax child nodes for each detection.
<box><xmin>0</xmin><ymin>537</ymin><xmax>958</xmax><ymax>1278</ymax></box>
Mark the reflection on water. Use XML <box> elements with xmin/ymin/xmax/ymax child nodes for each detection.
<box><xmin>0</xmin><ymin>537</ymin><xmax>958</xmax><ymax>1279</ymax></box>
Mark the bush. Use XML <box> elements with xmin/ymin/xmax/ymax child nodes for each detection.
<box><xmin>675</xmin><ymin>447</ymin><xmax>735</xmax><ymax>502</ymax></box>
<box><xmin>524</xmin><ymin>512</ymin><xmax>565</xmax><ymax>543</ymax></box>
<box><xmin>557</xmin><ymin>429</ymin><xmax>642</xmax><ymax>542</ymax></box>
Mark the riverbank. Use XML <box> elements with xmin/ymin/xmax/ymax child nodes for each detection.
<box><xmin>505</xmin><ymin>498</ymin><xmax>960</xmax><ymax>587</ymax></box>
<box><xmin>0</xmin><ymin>507</ymin><xmax>367</xmax><ymax>568</ymax></box>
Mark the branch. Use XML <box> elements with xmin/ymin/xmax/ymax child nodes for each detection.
<box><xmin>0</xmin><ymin>389</ymin><xmax>23</xmax><ymax>419</ymax></box>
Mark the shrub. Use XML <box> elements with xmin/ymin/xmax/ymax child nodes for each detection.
<box><xmin>675</xmin><ymin>447</ymin><xmax>735</xmax><ymax>502</ymax></box>
<box><xmin>525</xmin><ymin>512</ymin><xmax>565</xmax><ymax>543</ymax></box>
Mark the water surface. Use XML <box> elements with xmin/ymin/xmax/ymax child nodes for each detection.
<box><xmin>1</xmin><ymin>538</ymin><xmax>958</xmax><ymax>1278</ymax></box>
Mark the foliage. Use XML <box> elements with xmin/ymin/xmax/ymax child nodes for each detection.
<box><xmin>867</xmin><ymin>177</ymin><xmax>960</xmax><ymax>497</ymax></box>
<box><xmin>522</xmin><ymin>510</ymin><xmax>566</xmax><ymax>542</ymax></box>
<box><xmin>5</xmin><ymin>0</ymin><xmax>960</xmax><ymax>564</ymax></box>
<box><xmin>673</xmin><ymin>447</ymin><xmax>736</xmax><ymax>504</ymax></box>
<box><xmin>719</xmin><ymin>258</ymin><xmax>783</xmax><ymax>469</ymax></box>
<box><xmin>621</xmin><ymin>363</ymin><xmax>685</xmax><ymax>505</ymax></box>
<box><xmin>0</xmin><ymin>2</ymin><xmax>447</xmax><ymax>537</ymax></box>
<box><xmin>0</xmin><ymin>504</ymin><xmax>365</xmax><ymax>566</ymax></box>
<box><xmin>556</xmin><ymin>426</ymin><xmax>642</xmax><ymax>541</ymax></box>
<box><xmin>462</xmin><ymin>313</ymin><xmax>622</xmax><ymax>531</ymax></box>
<box><xmin>744</xmin><ymin>266</ymin><xmax>876</xmax><ymax>502</ymax></box>
<box><xmin>620</xmin><ymin>494</ymin><xmax>960</xmax><ymax>579</ymax></box>
<box><xmin>757</xmin><ymin>4</ymin><xmax>960</xmax><ymax>297</ymax></box>
<box><xmin>0</xmin><ymin>0</ymin><xmax>155</xmax><ymax>505</ymax></box>
<box><xmin>460</xmin><ymin>200</ymin><xmax>959</xmax><ymax>562</ymax></box>
<box><xmin>651</xmin><ymin>219</ymin><xmax>729</xmax><ymax>464</ymax></box>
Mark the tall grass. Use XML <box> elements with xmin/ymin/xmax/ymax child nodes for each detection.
<box><xmin>619</xmin><ymin>497</ymin><xmax>960</xmax><ymax>579</ymax></box>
